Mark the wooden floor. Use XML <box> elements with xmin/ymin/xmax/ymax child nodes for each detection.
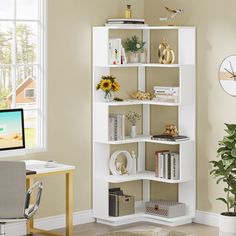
<box><xmin>31</xmin><ymin>222</ymin><xmax>219</xmax><ymax>236</ymax></box>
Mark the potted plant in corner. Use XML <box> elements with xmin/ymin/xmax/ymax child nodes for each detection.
<box><xmin>210</xmin><ymin>123</ymin><xmax>236</xmax><ymax>235</ymax></box>
<box><xmin>123</xmin><ymin>35</ymin><xmax>145</xmax><ymax>63</ymax></box>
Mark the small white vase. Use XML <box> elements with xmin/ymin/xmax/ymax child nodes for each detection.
<box><xmin>219</xmin><ymin>213</ymin><xmax>236</xmax><ymax>235</ymax></box>
<box><xmin>140</xmin><ymin>50</ymin><xmax>146</xmax><ymax>63</ymax></box>
<box><xmin>130</xmin><ymin>125</ymin><xmax>136</xmax><ymax>138</ymax></box>
<box><xmin>129</xmin><ymin>52</ymin><xmax>139</xmax><ymax>63</ymax></box>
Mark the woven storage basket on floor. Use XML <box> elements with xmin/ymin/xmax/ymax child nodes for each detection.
<box><xmin>145</xmin><ymin>200</ymin><xmax>185</xmax><ymax>218</ymax></box>
<box><xmin>109</xmin><ymin>194</ymin><xmax>135</xmax><ymax>217</ymax></box>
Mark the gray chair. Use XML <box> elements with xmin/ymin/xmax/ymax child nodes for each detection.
<box><xmin>0</xmin><ymin>161</ymin><xmax>43</xmax><ymax>236</ymax></box>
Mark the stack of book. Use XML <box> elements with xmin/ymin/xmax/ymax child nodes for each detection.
<box><xmin>155</xmin><ymin>151</ymin><xmax>179</xmax><ymax>180</ymax></box>
<box><xmin>109</xmin><ymin>114</ymin><xmax>125</xmax><ymax>141</ymax></box>
<box><xmin>153</xmin><ymin>86</ymin><xmax>179</xmax><ymax>103</ymax></box>
<box><xmin>106</xmin><ymin>18</ymin><xmax>146</xmax><ymax>26</ymax></box>
<box><xmin>109</xmin><ymin>38</ymin><xmax>127</xmax><ymax>65</ymax></box>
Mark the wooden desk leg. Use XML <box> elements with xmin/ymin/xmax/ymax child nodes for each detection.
<box><xmin>66</xmin><ymin>171</ymin><xmax>73</xmax><ymax>236</ymax></box>
<box><xmin>26</xmin><ymin>177</ymin><xmax>34</xmax><ymax>234</ymax></box>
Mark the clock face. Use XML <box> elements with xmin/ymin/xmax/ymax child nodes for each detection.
<box><xmin>219</xmin><ymin>55</ymin><xmax>236</xmax><ymax>96</ymax></box>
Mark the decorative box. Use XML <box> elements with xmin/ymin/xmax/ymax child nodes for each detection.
<box><xmin>109</xmin><ymin>188</ymin><xmax>135</xmax><ymax>217</ymax></box>
<box><xmin>145</xmin><ymin>200</ymin><xmax>185</xmax><ymax>218</ymax></box>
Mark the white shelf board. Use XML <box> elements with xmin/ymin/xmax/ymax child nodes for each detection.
<box><xmin>94</xmin><ymin>135</ymin><xmax>191</xmax><ymax>145</ymax></box>
<box><xmin>97</xmin><ymin>99</ymin><xmax>180</xmax><ymax>107</ymax></box>
<box><xmin>106</xmin><ymin>135</ymin><xmax>149</xmax><ymax>144</ymax></box>
<box><xmin>105</xmin><ymin>171</ymin><xmax>184</xmax><ymax>183</ymax></box>
<box><xmin>100</xmin><ymin>25</ymin><xmax>195</xmax><ymax>30</ymax></box>
<box><xmin>101</xmin><ymin>212</ymin><xmax>193</xmax><ymax>224</ymax></box>
<box><xmin>94</xmin><ymin>63</ymin><xmax>182</xmax><ymax>68</ymax></box>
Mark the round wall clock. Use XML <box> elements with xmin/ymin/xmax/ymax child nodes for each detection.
<box><xmin>219</xmin><ymin>55</ymin><xmax>236</xmax><ymax>96</ymax></box>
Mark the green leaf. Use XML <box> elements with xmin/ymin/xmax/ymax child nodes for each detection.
<box><xmin>225</xmin><ymin>124</ymin><xmax>236</xmax><ymax>131</ymax></box>
<box><xmin>216</xmin><ymin>177</ymin><xmax>225</xmax><ymax>184</ymax></box>
<box><xmin>231</xmin><ymin>148</ymin><xmax>236</xmax><ymax>157</ymax></box>
<box><xmin>227</xmin><ymin>196</ymin><xmax>236</xmax><ymax>209</ymax></box>
<box><xmin>217</xmin><ymin>197</ymin><xmax>228</xmax><ymax>205</ymax></box>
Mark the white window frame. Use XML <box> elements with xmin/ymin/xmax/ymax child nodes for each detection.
<box><xmin>0</xmin><ymin>0</ymin><xmax>47</xmax><ymax>157</ymax></box>
<box><xmin>24</xmin><ymin>88</ymin><xmax>35</xmax><ymax>98</ymax></box>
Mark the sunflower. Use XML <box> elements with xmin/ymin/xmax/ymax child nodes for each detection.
<box><xmin>112</xmin><ymin>81</ymin><xmax>120</xmax><ymax>92</ymax></box>
<box><xmin>100</xmin><ymin>79</ymin><xmax>112</xmax><ymax>91</ymax></box>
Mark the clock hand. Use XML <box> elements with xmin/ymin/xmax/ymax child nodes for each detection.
<box><xmin>224</xmin><ymin>67</ymin><xmax>235</xmax><ymax>76</ymax></box>
<box><xmin>229</xmin><ymin>61</ymin><xmax>234</xmax><ymax>74</ymax></box>
<box><xmin>229</xmin><ymin>61</ymin><xmax>236</xmax><ymax>79</ymax></box>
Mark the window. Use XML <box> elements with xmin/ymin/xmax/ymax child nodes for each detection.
<box><xmin>24</xmin><ymin>88</ymin><xmax>35</xmax><ymax>98</ymax></box>
<box><xmin>0</xmin><ymin>0</ymin><xmax>47</xmax><ymax>151</ymax></box>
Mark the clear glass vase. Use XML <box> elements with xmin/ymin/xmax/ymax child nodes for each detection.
<box><xmin>104</xmin><ymin>91</ymin><xmax>113</xmax><ymax>102</ymax></box>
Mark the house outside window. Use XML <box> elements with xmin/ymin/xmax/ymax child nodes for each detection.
<box><xmin>0</xmin><ymin>0</ymin><xmax>47</xmax><ymax>152</ymax></box>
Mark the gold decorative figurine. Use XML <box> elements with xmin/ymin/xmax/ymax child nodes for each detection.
<box><xmin>158</xmin><ymin>38</ymin><xmax>175</xmax><ymax>64</ymax></box>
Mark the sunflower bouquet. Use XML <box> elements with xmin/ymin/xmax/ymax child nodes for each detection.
<box><xmin>96</xmin><ymin>75</ymin><xmax>120</xmax><ymax>102</ymax></box>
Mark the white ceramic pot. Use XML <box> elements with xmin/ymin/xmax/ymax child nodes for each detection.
<box><xmin>130</xmin><ymin>125</ymin><xmax>136</xmax><ymax>138</ymax></box>
<box><xmin>219</xmin><ymin>213</ymin><xmax>236</xmax><ymax>236</ymax></box>
<box><xmin>129</xmin><ymin>52</ymin><xmax>139</xmax><ymax>63</ymax></box>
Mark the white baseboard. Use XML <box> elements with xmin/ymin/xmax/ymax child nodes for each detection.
<box><xmin>6</xmin><ymin>209</ymin><xmax>219</xmax><ymax>236</ymax></box>
<box><xmin>194</xmin><ymin>210</ymin><xmax>219</xmax><ymax>227</ymax></box>
<box><xmin>5</xmin><ymin>209</ymin><xmax>95</xmax><ymax>236</ymax></box>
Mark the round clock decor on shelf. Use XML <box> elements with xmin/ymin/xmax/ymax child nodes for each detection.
<box><xmin>219</xmin><ymin>55</ymin><xmax>236</xmax><ymax>96</ymax></box>
<box><xmin>110</xmin><ymin>150</ymin><xmax>132</xmax><ymax>176</ymax></box>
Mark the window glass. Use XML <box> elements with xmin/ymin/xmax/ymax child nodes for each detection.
<box><xmin>0</xmin><ymin>66</ymin><xmax>12</xmax><ymax>109</ymax></box>
<box><xmin>16</xmin><ymin>0</ymin><xmax>38</xmax><ymax>20</ymax></box>
<box><xmin>16</xmin><ymin>22</ymin><xmax>38</xmax><ymax>64</ymax></box>
<box><xmin>0</xmin><ymin>0</ymin><xmax>13</xmax><ymax>19</ymax></box>
<box><xmin>0</xmin><ymin>22</ymin><xmax>13</xmax><ymax>65</ymax></box>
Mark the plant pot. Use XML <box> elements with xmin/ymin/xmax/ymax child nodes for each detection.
<box><xmin>129</xmin><ymin>52</ymin><xmax>139</xmax><ymax>63</ymax></box>
<box><xmin>219</xmin><ymin>213</ymin><xmax>236</xmax><ymax>235</ymax></box>
<box><xmin>130</xmin><ymin>126</ymin><xmax>136</xmax><ymax>138</ymax></box>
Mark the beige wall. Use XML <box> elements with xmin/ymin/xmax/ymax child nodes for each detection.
<box><xmin>145</xmin><ymin>0</ymin><xmax>236</xmax><ymax>213</ymax></box>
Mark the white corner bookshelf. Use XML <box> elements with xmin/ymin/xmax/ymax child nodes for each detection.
<box><xmin>92</xmin><ymin>26</ymin><xmax>196</xmax><ymax>226</ymax></box>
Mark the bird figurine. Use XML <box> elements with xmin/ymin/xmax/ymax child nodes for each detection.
<box><xmin>159</xmin><ymin>6</ymin><xmax>184</xmax><ymax>25</ymax></box>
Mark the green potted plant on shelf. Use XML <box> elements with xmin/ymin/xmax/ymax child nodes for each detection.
<box><xmin>122</xmin><ymin>35</ymin><xmax>145</xmax><ymax>63</ymax></box>
<box><xmin>210</xmin><ymin>123</ymin><xmax>236</xmax><ymax>235</ymax></box>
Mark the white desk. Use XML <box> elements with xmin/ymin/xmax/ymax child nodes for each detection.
<box><xmin>25</xmin><ymin>160</ymin><xmax>75</xmax><ymax>236</ymax></box>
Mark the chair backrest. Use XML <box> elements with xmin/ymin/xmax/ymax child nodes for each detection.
<box><xmin>0</xmin><ymin>161</ymin><xmax>26</xmax><ymax>219</ymax></box>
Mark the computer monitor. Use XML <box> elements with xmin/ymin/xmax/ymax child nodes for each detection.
<box><xmin>0</xmin><ymin>109</ymin><xmax>25</xmax><ymax>151</ymax></box>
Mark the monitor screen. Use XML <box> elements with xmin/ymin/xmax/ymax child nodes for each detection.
<box><xmin>0</xmin><ymin>109</ymin><xmax>25</xmax><ymax>151</ymax></box>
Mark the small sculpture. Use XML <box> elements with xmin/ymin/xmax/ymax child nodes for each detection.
<box><xmin>159</xmin><ymin>6</ymin><xmax>184</xmax><ymax>25</ymax></box>
<box><xmin>158</xmin><ymin>38</ymin><xmax>175</xmax><ymax>64</ymax></box>
<box><xmin>131</xmin><ymin>150</ymin><xmax>137</xmax><ymax>175</ymax></box>
<box><xmin>131</xmin><ymin>90</ymin><xmax>152</xmax><ymax>100</ymax></box>
<box><xmin>115</xmin><ymin>160</ymin><xmax>128</xmax><ymax>175</ymax></box>
<box><xmin>163</xmin><ymin>124</ymin><xmax>179</xmax><ymax>137</ymax></box>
